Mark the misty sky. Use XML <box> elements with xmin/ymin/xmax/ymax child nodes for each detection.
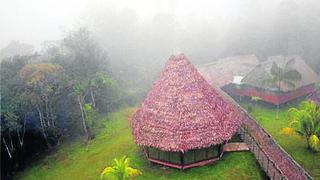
<box><xmin>0</xmin><ymin>0</ymin><xmax>285</xmax><ymax>49</ymax></box>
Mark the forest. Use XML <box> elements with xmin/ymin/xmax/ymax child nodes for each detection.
<box><xmin>1</xmin><ymin>29</ymin><xmax>127</xmax><ymax>177</ymax></box>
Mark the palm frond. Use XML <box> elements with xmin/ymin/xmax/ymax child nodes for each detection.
<box><xmin>282</xmin><ymin>79</ymin><xmax>296</xmax><ymax>89</ymax></box>
<box><xmin>283</xmin><ymin>69</ymin><xmax>302</xmax><ymax>82</ymax></box>
<box><xmin>101</xmin><ymin>156</ymin><xmax>142</xmax><ymax>180</ymax></box>
<box><xmin>101</xmin><ymin>167</ymin><xmax>116</xmax><ymax>179</ymax></box>
<box><xmin>285</xmin><ymin>58</ymin><xmax>296</xmax><ymax>68</ymax></box>
<box><xmin>262</xmin><ymin>78</ymin><xmax>275</xmax><ymax>86</ymax></box>
<box><xmin>270</xmin><ymin>62</ymin><xmax>281</xmax><ymax>76</ymax></box>
<box><xmin>287</xmin><ymin>101</ymin><xmax>320</xmax><ymax>150</ymax></box>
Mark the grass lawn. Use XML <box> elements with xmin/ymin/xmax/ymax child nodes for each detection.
<box><xmin>16</xmin><ymin>108</ymin><xmax>266</xmax><ymax>180</ymax></box>
<box><xmin>247</xmin><ymin>103</ymin><xmax>320</xmax><ymax>179</ymax></box>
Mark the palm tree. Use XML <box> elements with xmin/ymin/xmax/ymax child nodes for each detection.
<box><xmin>264</xmin><ymin>58</ymin><xmax>302</xmax><ymax>119</ymax></box>
<box><xmin>101</xmin><ymin>156</ymin><xmax>142</xmax><ymax>180</ymax></box>
<box><xmin>288</xmin><ymin>101</ymin><xmax>320</xmax><ymax>151</ymax></box>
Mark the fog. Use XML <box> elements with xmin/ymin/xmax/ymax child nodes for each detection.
<box><xmin>1</xmin><ymin>0</ymin><xmax>320</xmax><ymax>90</ymax></box>
<box><xmin>1</xmin><ymin>1</ymin><xmax>320</xmax><ymax>177</ymax></box>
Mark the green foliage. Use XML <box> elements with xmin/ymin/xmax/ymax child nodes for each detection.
<box><xmin>19</xmin><ymin>63</ymin><xmax>64</xmax><ymax>85</ymax></box>
<box><xmin>83</xmin><ymin>103</ymin><xmax>97</xmax><ymax>128</ymax></box>
<box><xmin>251</xmin><ymin>96</ymin><xmax>262</xmax><ymax>102</ymax></box>
<box><xmin>73</xmin><ymin>80</ymin><xmax>88</xmax><ymax>96</ymax></box>
<box><xmin>309</xmin><ymin>135</ymin><xmax>320</xmax><ymax>152</ymax></box>
<box><xmin>91</xmin><ymin>73</ymin><xmax>115</xmax><ymax>88</ymax></box>
<box><xmin>1</xmin><ymin>107</ymin><xmax>19</xmax><ymax>132</ymax></box>
<box><xmin>287</xmin><ymin>101</ymin><xmax>320</xmax><ymax>150</ymax></box>
<box><xmin>288</xmin><ymin>101</ymin><xmax>320</xmax><ymax>147</ymax></box>
<box><xmin>0</xmin><ymin>29</ymin><xmax>125</xmax><ymax>176</ymax></box>
<box><xmin>101</xmin><ymin>156</ymin><xmax>142</xmax><ymax>180</ymax></box>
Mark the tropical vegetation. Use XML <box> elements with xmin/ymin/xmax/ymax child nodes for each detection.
<box><xmin>0</xmin><ymin>28</ymin><xmax>124</xmax><ymax>177</ymax></box>
<box><xmin>286</xmin><ymin>101</ymin><xmax>320</xmax><ymax>151</ymax></box>
<box><xmin>101</xmin><ymin>156</ymin><xmax>142</xmax><ymax>180</ymax></box>
<box><xmin>249</xmin><ymin>103</ymin><xmax>320</xmax><ymax>178</ymax></box>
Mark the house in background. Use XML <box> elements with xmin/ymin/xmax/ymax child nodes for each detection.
<box><xmin>198</xmin><ymin>55</ymin><xmax>259</xmax><ymax>88</ymax></box>
<box><xmin>228</xmin><ymin>55</ymin><xmax>319</xmax><ymax>105</ymax></box>
<box><xmin>131</xmin><ymin>54</ymin><xmax>244</xmax><ymax>169</ymax></box>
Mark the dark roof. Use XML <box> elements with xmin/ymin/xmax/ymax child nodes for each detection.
<box><xmin>242</xmin><ymin>55</ymin><xmax>319</xmax><ymax>92</ymax></box>
<box><xmin>131</xmin><ymin>54</ymin><xmax>244</xmax><ymax>152</ymax></box>
<box><xmin>198</xmin><ymin>55</ymin><xmax>259</xmax><ymax>87</ymax></box>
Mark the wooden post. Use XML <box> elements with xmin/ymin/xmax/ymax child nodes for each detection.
<box><xmin>145</xmin><ymin>147</ymin><xmax>149</xmax><ymax>158</ymax></box>
<box><xmin>180</xmin><ymin>152</ymin><xmax>184</xmax><ymax>165</ymax></box>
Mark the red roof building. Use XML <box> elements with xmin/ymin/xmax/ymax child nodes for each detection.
<box><xmin>200</xmin><ymin>55</ymin><xmax>319</xmax><ymax>105</ymax></box>
<box><xmin>131</xmin><ymin>54</ymin><xmax>244</xmax><ymax>169</ymax></box>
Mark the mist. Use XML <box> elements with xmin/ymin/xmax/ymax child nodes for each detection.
<box><xmin>1</xmin><ymin>0</ymin><xmax>320</xmax><ymax>179</ymax></box>
<box><xmin>1</xmin><ymin>0</ymin><xmax>320</xmax><ymax>91</ymax></box>
<box><xmin>1</xmin><ymin>0</ymin><xmax>319</xmax><ymax>58</ymax></box>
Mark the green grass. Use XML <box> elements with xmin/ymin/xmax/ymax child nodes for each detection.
<box><xmin>16</xmin><ymin>108</ymin><xmax>266</xmax><ymax>180</ymax></box>
<box><xmin>247</xmin><ymin>104</ymin><xmax>320</xmax><ymax>179</ymax></box>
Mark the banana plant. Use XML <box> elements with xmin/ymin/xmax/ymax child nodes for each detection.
<box><xmin>101</xmin><ymin>156</ymin><xmax>142</xmax><ymax>180</ymax></box>
<box><xmin>287</xmin><ymin>101</ymin><xmax>320</xmax><ymax>151</ymax></box>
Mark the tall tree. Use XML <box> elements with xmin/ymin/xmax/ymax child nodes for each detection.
<box><xmin>19</xmin><ymin>63</ymin><xmax>66</xmax><ymax>147</ymax></box>
<box><xmin>61</xmin><ymin>28</ymin><xmax>109</xmax><ymax>81</ymax></box>
<box><xmin>72</xmin><ymin>81</ymin><xmax>91</xmax><ymax>141</ymax></box>
<box><xmin>264</xmin><ymin>59</ymin><xmax>302</xmax><ymax>119</ymax></box>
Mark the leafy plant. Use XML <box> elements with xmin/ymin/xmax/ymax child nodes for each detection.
<box><xmin>280</xmin><ymin>127</ymin><xmax>295</xmax><ymax>136</ymax></box>
<box><xmin>287</xmin><ymin>101</ymin><xmax>320</xmax><ymax>151</ymax></box>
<box><xmin>101</xmin><ymin>156</ymin><xmax>142</xmax><ymax>180</ymax></box>
<box><xmin>251</xmin><ymin>96</ymin><xmax>262</xmax><ymax>102</ymax></box>
<box><xmin>309</xmin><ymin>135</ymin><xmax>320</xmax><ymax>152</ymax></box>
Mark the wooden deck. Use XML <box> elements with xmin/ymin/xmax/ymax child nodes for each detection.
<box><xmin>223</xmin><ymin>143</ymin><xmax>249</xmax><ymax>152</ymax></box>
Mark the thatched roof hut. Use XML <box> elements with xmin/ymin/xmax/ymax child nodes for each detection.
<box><xmin>131</xmin><ymin>54</ymin><xmax>244</xmax><ymax>169</ymax></box>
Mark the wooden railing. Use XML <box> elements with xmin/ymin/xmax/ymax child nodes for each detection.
<box><xmin>215</xmin><ymin>86</ymin><xmax>313</xmax><ymax>180</ymax></box>
<box><xmin>239</xmin><ymin>117</ymin><xmax>313</xmax><ymax>180</ymax></box>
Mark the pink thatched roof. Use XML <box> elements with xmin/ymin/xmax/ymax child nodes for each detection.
<box><xmin>131</xmin><ymin>54</ymin><xmax>244</xmax><ymax>152</ymax></box>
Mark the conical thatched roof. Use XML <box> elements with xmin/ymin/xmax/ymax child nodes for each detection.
<box><xmin>131</xmin><ymin>54</ymin><xmax>244</xmax><ymax>152</ymax></box>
